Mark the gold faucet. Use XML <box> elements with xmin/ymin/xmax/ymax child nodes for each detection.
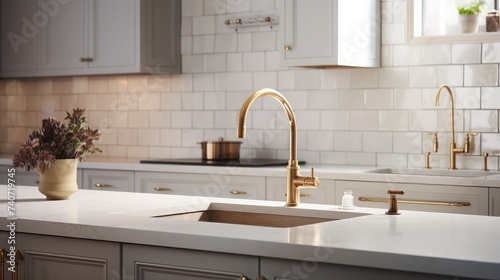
<box><xmin>237</xmin><ymin>88</ymin><xmax>319</xmax><ymax>207</ymax></box>
<box><xmin>435</xmin><ymin>85</ymin><xmax>477</xmax><ymax>170</ymax></box>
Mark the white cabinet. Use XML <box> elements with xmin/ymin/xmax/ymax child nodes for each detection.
<box><xmin>83</xmin><ymin>169</ymin><xmax>134</xmax><ymax>192</ymax></box>
<box><xmin>123</xmin><ymin>244</ymin><xmax>259</xmax><ymax>280</ymax></box>
<box><xmin>0</xmin><ymin>0</ymin><xmax>38</xmax><ymax>75</ymax></box>
<box><xmin>12</xmin><ymin>233</ymin><xmax>120</xmax><ymax>280</ymax></box>
<box><xmin>335</xmin><ymin>180</ymin><xmax>489</xmax><ymax>215</ymax></box>
<box><xmin>0</xmin><ymin>0</ymin><xmax>181</xmax><ymax>77</ymax></box>
<box><xmin>135</xmin><ymin>171</ymin><xmax>266</xmax><ymax>200</ymax></box>
<box><xmin>266</xmin><ymin>177</ymin><xmax>335</xmax><ymax>204</ymax></box>
<box><xmin>490</xmin><ymin>188</ymin><xmax>500</xmax><ymax>216</ymax></box>
<box><xmin>279</xmin><ymin>0</ymin><xmax>380</xmax><ymax>67</ymax></box>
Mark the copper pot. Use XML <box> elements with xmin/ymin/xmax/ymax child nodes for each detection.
<box><xmin>198</xmin><ymin>137</ymin><xmax>242</xmax><ymax>160</ymax></box>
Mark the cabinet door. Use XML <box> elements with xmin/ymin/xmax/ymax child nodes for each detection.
<box><xmin>88</xmin><ymin>0</ymin><xmax>139</xmax><ymax>73</ymax></box>
<box><xmin>266</xmin><ymin>177</ymin><xmax>335</xmax><ymax>204</ymax></box>
<box><xmin>83</xmin><ymin>169</ymin><xmax>134</xmax><ymax>192</ymax></box>
<box><xmin>335</xmin><ymin>181</ymin><xmax>489</xmax><ymax>215</ymax></box>
<box><xmin>260</xmin><ymin>257</ymin><xmax>460</xmax><ymax>280</ymax></box>
<box><xmin>281</xmin><ymin>0</ymin><xmax>334</xmax><ymax>61</ymax></box>
<box><xmin>40</xmin><ymin>0</ymin><xmax>89</xmax><ymax>72</ymax></box>
<box><xmin>16</xmin><ymin>233</ymin><xmax>120</xmax><ymax>280</ymax></box>
<box><xmin>0</xmin><ymin>0</ymin><xmax>38</xmax><ymax>76</ymax></box>
<box><xmin>135</xmin><ymin>172</ymin><xmax>266</xmax><ymax>200</ymax></box>
<box><xmin>123</xmin><ymin>244</ymin><xmax>258</xmax><ymax>280</ymax></box>
<box><xmin>490</xmin><ymin>188</ymin><xmax>500</xmax><ymax>216</ymax></box>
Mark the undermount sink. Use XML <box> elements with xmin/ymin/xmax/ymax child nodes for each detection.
<box><xmin>364</xmin><ymin>168</ymin><xmax>500</xmax><ymax>178</ymax></box>
<box><xmin>141</xmin><ymin>202</ymin><xmax>370</xmax><ymax>228</ymax></box>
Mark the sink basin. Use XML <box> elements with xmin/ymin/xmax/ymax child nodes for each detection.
<box><xmin>147</xmin><ymin>202</ymin><xmax>370</xmax><ymax>228</ymax></box>
<box><xmin>364</xmin><ymin>168</ymin><xmax>500</xmax><ymax>178</ymax></box>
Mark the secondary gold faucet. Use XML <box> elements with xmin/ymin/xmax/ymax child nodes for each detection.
<box><xmin>435</xmin><ymin>85</ymin><xmax>477</xmax><ymax>170</ymax></box>
<box><xmin>237</xmin><ymin>88</ymin><xmax>320</xmax><ymax>207</ymax></box>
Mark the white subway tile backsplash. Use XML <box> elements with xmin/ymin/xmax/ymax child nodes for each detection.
<box><xmin>363</xmin><ymin>132</ymin><xmax>393</xmax><ymax>152</ymax></box>
<box><xmin>214</xmin><ymin>110</ymin><xmax>238</xmax><ymax>129</ymax></box>
<box><xmin>379</xmin><ymin>111</ymin><xmax>409</xmax><ymax>131</ymax></box>
<box><xmin>482</xmin><ymin>43</ymin><xmax>500</xmax><ymax>63</ymax></box>
<box><xmin>149</xmin><ymin>111</ymin><xmax>171</xmax><ymax>128</ymax></box>
<box><xmin>215</xmin><ymin>73</ymin><xmax>253</xmax><ymax>91</ymax></box>
<box><xmin>193</xmin><ymin>35</ymin><xmax>215</xmax><ymax>54</ymax></box>
<box><xmin>252</xmin><ymin>31</ymin><xmax>277</xmax><ymax>51</ymax></box>
<box><xmin>294</xmin><ymin>70</ymin><xmax>321</xmax><ymax>90</ymax></box>
<box><xmin>243</xmin><ymin>52</ymin><xmax>265</xmax><ymax>72</ymax></box>
<box><xmin>469</xmin><ymin>110</ymin><xmax>498</xmax><ymax>132</ymax></box>
<box><xmin>349</xmin><ymin>111</ymin><xmax>379</xmax><ymax>131</ymax></box>
<box><xmin>321</xmin><ymin>69</ymin><xmax>351</xmax><ymax>89</ymax></box>
<box><xmin>253</xmin><ymin>72</ymin><xmax>277</xmax><ymax>90</ymax></box>
<box><xmin>182</xmin><ymin>0</ymin><xmax>203</xmax><ymax>17</ymax></box>
<box><xmin>182</xmin><ymin>129</ymin><xmax>203</xmax><ymax>147</ymax></box>
<box><xmin>160</xmin><ymin>129</ymin><xmax>182</xmax><ymax>146</ymax></box>
<box><xmin>365</xmin><ymin>89</ymin><xmax>393</xmax><ymax>109</ymax></box>
<box><xmin>320</xmin><ymin>111</ymin><xmax>349</xmax><ymax>130</ymax></box>
<box><xmin>227</xmin><ymin>53</ymin><xmax>243</xmax><ymax>72</ymax></box>
<box><xmin>215</xmin><ymin>33</ymin><xmax>237</xmax><ymax>53</ymax></box>
<box><xmin>451</xmin><ymin>44</ymin><xmax>481</xmax><ymax>64</ymax></box>
<box><xmin>421</xmin><ymin>45</ymin><xmax>451</xmax><ymax>65</ymax></box>
<box><xmin>381</xmin><ymin>22</ymin><xmax>405</xmax><ymax>45</ymax></box>
<box><xmin>237</xmin><ymin>33</ymin><xmax>252</xmax><ymax>52</ymax></box>
<box><xmin>277</xmin><ymin>71</ymin><xmax>295</xmax><ymax>90</ymax></box>
<box><xmin>379</xmin><ymin>67</ymin><xmax>409</xmax><ymax>88</ymax></box>
<box><xmin>193</xmin><ymin>16</ymin><xmax>216</xmax><ymax>35</ymax></box>
<box><xmin>393</xmin><ymin>132</ymin><xmax>422</xmax><ymax>153</ymax></box>
<box><xmin>128</xmin><ymin>111</ymin><xmax>149</xmax><ymax>128</ymax></box>
<box><xmin>171</xmin><ymin>111</ymin><xmax>192</xmax><ymax>128</ymax></box>
<box><xmin>336</xmin><ymin>90</ymin><xmax>364</xmax><ymax>110</ymax></box>
<box><xmin>393</xmin><ymin>45</ymin><xmax>421</xmax><ymax>66</ymax></box>
<box><xmin>308</xmin><ymin>131</ymin><xmax>334</xmax><ymax>151</ymax></box>
<box><xmin>193</xmin><ymin>111</ymin><xmax>214</xmax><ymax>128</ymax></box>
<box><xmin>409</xmin><ymin>66</ymin><xmax>436</xmax><ymax>88</ymax></box>
<box><xmin>436</xmin><ymin>65</ymin><xmax>463</xmax><ymax>87</ymax></box>
<box><xmin>307</xmin><ymin>90</ymin><xmax>335</xmax><ymax>110</ymax></box>
<box><xmin>409</xmin><ymin>110</ymin><xmax>437</xmax><ymax>131</ymax></box>
<box><xmin>482</xmin><ymin>87</ymin><xmax>500</xmax><ymax>109</ymax></box>
<box><xmin>204</xmin><ymin>54</ymin><xmax>227</xmax><ymax>72</ymax></box>
<box><xmin>88</xmin><ymin>76</ymin><xmax>108</xmax><ymax>93</ymax></box>
<box><xmin>351</xmin><ymin>69</ymin><xmax>378</xmax><ymax>88</ymax></box>
<box><xmin>394</xmin><ymin>88</ymin><xmax>422</xmax><ymax>109</ymax></box>
<box><xmin>464</xmin><ymin>64</ymin><xmax>498</xmax><ymax>86</ymax></box>
<box><xmin>138</xmin><ymin>92</ymin><xmax>161</xmax><ymax>110</ymax></box>
<box><xmin>171</xmin><ymin>74</ymin><xmax>194</xmax><ymax>91</ymax></box>
<box><xmin>118</xmin><ymin>128</ymin><xmax>138</xmax><ymax>145</ymax></box>
<box><xmin>138</xmin><ymin>129</ymin><xmax>160</xmax><ymax>146</ymax></box>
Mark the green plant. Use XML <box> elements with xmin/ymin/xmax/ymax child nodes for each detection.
<box><xmin>457</xmin><ymin>1</ymin><xmax>485</xmax><ymax>15</ymax></box>
<box><xmin>13</xmin><ymin>108</ymin><xmax>102</xmax><ymax>173</ymax></box>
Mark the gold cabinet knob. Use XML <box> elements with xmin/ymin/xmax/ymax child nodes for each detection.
<box><xmin>229</xmin><ymin>190</ymin><xmax>247</xmax><ymax>195</ymax></box>
<box><xmin>79</xmin><ymin>57</ymin><xmax>93</xmax><ymax>62</ymax></box>
<box><xmin>95</xmin><ymin>183</ymin><xmax>112</xmax><ymax>188</ymax></box>
<box><xmin>153</xmin><ymin>187</ymin><xmax>172</xmax><ymax>191</ymax></box>
<box><xmin>284</xmin><ymin>45</ymin><xmax>292</xmax><ymax>51</ymax></box>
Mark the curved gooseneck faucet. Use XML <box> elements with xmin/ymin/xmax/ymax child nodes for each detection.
<box><xmin>237</xmin><ymin>88</ymin><xmax>319</xmax><ymax>207</ymax></box>
<box><xmin>435</xmin><ymin>84</ymin><xmax>477</xmax><ymax>170</ymax></box>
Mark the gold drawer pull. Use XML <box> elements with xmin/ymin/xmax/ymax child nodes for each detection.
<box><xmin>358</xmin><ymin>197</ymin><xmax>471</xmax><ymax>207</ymax></box>
<box><xmin>154</xmin><ymin>187</ymin><xmax>172</xmax><ymax>191</ymax></box>
<box><xmin>229</xmin><ymin>190</ymin><xmax>247</xmax><ymax>195</ymax></box>
<box><xmin>95</xmin><ymin>183</ymin><xmax>112</xmax><ymax>188</ymax></box>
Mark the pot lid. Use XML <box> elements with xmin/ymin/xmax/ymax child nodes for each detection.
<box><xmin>199</xmin><ymin>137</ymin><xmax>242</xmax><ymax>144</ymax></box>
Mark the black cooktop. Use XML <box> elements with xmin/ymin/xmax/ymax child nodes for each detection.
<box><xmin>140</xmin><ymin>158</ymin><xmax>305</xmax><ymax>167</ymax></box>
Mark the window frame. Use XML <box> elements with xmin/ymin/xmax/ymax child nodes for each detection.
<box><xmin>408</xmin><ymin>0</ymin><xmax>500</xmax><ymax>45</ymax></box>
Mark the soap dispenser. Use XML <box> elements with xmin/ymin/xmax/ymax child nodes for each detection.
<box><xmin>341</xmin><ymin>190</ymin><xmax>355</xmax><ymax>210</ymax></box>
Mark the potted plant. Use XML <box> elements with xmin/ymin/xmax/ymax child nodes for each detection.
<box><xmin>13</xmin><ymin>108</ymin><xmax>101</xmax><ymax>199</ymax></box>
<box><xmin>457</xmin><ymin>1</ymin><xmax>485</xmax><ymax>33</ymax></box>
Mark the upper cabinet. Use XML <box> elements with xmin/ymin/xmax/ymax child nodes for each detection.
<box><xmin>0</xmin><ymin>0</ymin><xmax>181</xmax><ymax>78</ymax></box>
<box><xmin>278</xmin><ymin>0</ymin><xmax>380</xmax><ymax>68</ymax></box>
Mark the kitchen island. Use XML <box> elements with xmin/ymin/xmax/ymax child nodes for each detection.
<box><xmin>1</xmin><ymin>186</ymin><xmax>499</xmax><ymax>279</ymax></box>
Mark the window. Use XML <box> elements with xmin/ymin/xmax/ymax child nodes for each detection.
<box><xmin>409</xmin><ymin>0</ymin><xmax>500</xmax><ymax>44</ymax></box>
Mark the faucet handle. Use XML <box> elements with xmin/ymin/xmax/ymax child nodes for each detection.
<box><xmin>299</xmin><ymin>167</ymin><xmax>320</xmax><ymax>188</ymax></box>
<box><xmin>464</xmin><ymin>132</ymin><xmax>478</xmax><ymax>153</ymax></box>
<box><xmin>386</xmin><ymin>190</ymin><xmax>404</xmax><ymax>215</ymax></box>
<box><xmin>424</xmin><ymin>132</ymin><xmax>438</xmax><ymax>152</ymax></box>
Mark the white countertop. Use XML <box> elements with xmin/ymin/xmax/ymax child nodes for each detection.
<box><xmin>1</xmin><ymin>186</ymin><xmax>500</xmax><ymax>279</ymax></box>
